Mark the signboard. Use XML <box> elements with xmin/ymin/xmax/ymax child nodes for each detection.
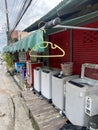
<box><xmin>19</xmin><ymin>52</ymin><xmax>26</xmax><ymax>62</ymax></box>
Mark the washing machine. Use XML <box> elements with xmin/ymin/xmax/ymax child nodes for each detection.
<box><xmin>52</xmin><ymin>73</ymin><xmax>79</xmax><ymax>112</ymax></box>
<box><xmin>41</xmin><ymin>68</ymin><xmax>59</xmax><ymax>102</ymax></box>
<box><xmin>34</xmin><ymin>67</ymin><xmax>42</xmax><ymax>94</ymax></box>
<box><xmin>26</xmin><ymin>61</ymin><xmax>42</xmax><ymax>86</ymax></box>
<box><xmin>66</xmin><ymin>63</ymin><xmax>98</xmax><ymax>127</ymax></box>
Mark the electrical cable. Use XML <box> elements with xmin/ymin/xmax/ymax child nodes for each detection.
<box><xmin>9</xmin><ymin>0</ymin><xmax>26</xmax><ymax>30</ymax></box>
<box><xmin>11</xmin><ymin>0</ymin><xmax>38</xmax><ymax>30</ymax></box>
<box><xmin>11</xmin><ymin>0</ymin><xmax>33</xmax><ymax>33</ymax></box>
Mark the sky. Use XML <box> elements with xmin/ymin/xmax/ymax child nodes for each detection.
<box><xmin>0</xmin><ymin>0</ymin><xmax>63</xmax><ymax>51</ymax></box>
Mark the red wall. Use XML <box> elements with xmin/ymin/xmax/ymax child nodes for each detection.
<box><xmin>73</xmin><ymin>21</ymin><xmax>98</xmax><ymax>74</ymax></box>
<box><xmin>49</xmin><ymin>21</ymin><xmax>98</xmax><ymax>75</ymax></box>
<box><xmin>49</xmin><ymin>30</ymin><xmax>70</xmax><ymax>68</ymax></box>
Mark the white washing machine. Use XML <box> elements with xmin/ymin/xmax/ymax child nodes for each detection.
<box><xmin>41</xmin><ymin>68</ymin><xmax>59</xmax><ymax>101</ymax></box>
<box><xmin>34</xmin><ymin>67</ymin><xmax>42</xmax><ymax>94</ymax></box>
<box><xmin>52</xmin><ymin>73</ymin><xmax>79</xmax><ymax>112</ymax></box>
<box><xmin>66</xmin><ymin>63</ymin><xmax>98</xmax><ymax>127</ymax></box>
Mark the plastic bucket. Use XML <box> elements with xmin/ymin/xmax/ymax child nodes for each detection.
<box><xmin>61</xmin><ymin>62</ymin><xmax>73</xmax><ymax>76</ymax></box>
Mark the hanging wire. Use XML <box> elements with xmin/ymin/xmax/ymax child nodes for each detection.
<box><xmin>8</xmin><ymin>0</ymin><xmax>27</xmax><ymax>30</ymax></box>
<box><xmin>2</xmin><ymin>0</ymin><xmax>34</xmax><ymax>36</ymax></box>
<box><xmin>10</xmin><ymin>0</ymin><xmax>20</xmax><ymax>25</ymax></box>
<box><xmin>11</xmin><ymin>0</ymin><xmax>33</xmax><ymax>33</ymax></box>
<box><xmin>17</xmin><ymin>0</ymin><xmax>39</xmax><ymax>29</ymax></box>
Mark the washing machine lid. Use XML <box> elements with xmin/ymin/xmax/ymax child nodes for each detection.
<box><xmin>81</xmin><ymin>63</ymin><xmax>98</xmax><ymax>81</ymax></box>
<box><xmin>35</xmin><ymin>67</ymin><xmax>41</xmax><ymax>70</ymax></box>
<box><xmin>42</xmin><ymin>69</ymin><xmax>50</xmax><ymax>73</ymax></box>
<box><xmin>68</xmin><ymin>78</ymin><xmax>95</xmax><ymax>88</ymax></box>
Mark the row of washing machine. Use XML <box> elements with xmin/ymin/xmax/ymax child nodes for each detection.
<box><xmin>34</xmin><ymin>66</ymin><xmax>78</xmax><ymax>110</ymax></box>
<box><xmin>34</xmin><ymin>63</ymin><xmax>98</xmax><ymax>128</ymax></box>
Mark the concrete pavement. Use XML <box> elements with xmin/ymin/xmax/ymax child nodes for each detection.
<box><xmin>0</xmin><ymin>62</ymin><xmax>34</xmax><ymax>130</ymax></box>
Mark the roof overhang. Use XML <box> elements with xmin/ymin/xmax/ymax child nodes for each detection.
<box><xmin>24</xmin><ymin>0</ymin><xmax>98</xmax><ymax>32</ymax></box>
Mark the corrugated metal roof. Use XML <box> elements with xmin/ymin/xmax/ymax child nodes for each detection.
<box><xmin>43</xmin><ymin>11</ymin><xmax>98</xmax><ymax>35</ymax></box>
<box><xmin>24</xmin><ymin>0</ymin><xmax>98</xmax><ymax>32</ymax></box>
<box><xmin>62</xmin><ymin>11</ymin><xmax>98</xmax><ymax>26</ymax></box>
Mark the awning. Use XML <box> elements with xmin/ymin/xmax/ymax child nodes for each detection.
<box><xmin>3</xmin><ymin>29</ymin><xmax>44</xmax><ymax>53</ymax></box>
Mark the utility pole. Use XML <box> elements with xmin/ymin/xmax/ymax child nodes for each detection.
<box><xmin>5</xmin><ymin>0</ymin><xmax>10</xmax><ymax>45</ymax></box>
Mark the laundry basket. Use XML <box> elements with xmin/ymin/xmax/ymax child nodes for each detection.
<box><xmin>61</xmin><ymin>62</ymin><xmax>73</xmax><ymax>76</ymax></box>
